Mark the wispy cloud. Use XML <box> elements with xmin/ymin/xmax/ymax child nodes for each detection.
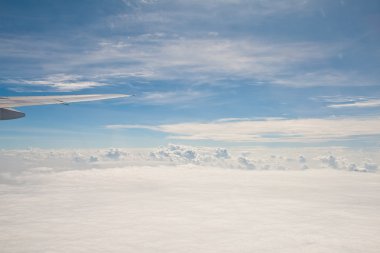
<box><xmin>314</xmin><ymin>96</ymin><xmax>380</xmax><ymax>109</ymax></box>
<box><xmin>272</xmin><ymin>70</ymin><xmax>373</xmax><ymax>87</ymax></box>
<box><xmin>96</xmin><ymin>37</ymin><xmax>371</xmax><ymax>88</ymax></box>
<box><xmin>0</xmin><ymin>0</ymin><xmax>378</xmax><ymax>93</ymax></box>
<box><xmin>116</xmin><ymin>0</ymin><xmax>319</xmax><ymax>29</ymax></box>
<box><xmin>6</xmin><ymin>74</ymin><xmax>107</xmax><ymax>92</ymax></box>
<box><xmin>107</xmin><ymin>124</ymin><xmax>161</xmax><ymax>131</ymax></box>
<box><xmin>328</xmin><ymin>99</ymin><xmax>380</xmax><ymax>108</ymax></box>
<box><xmin>106</xmin><ymin>117</ymin><xmax>380</xmax><ymax>143</ymax></box>
<box><xmin>128</xmin><ymin>90</ymin><xmax>211</xmax><ymax>105</ymax></box>
<box><xmin>90</xmin><ymin>38</ymin><xmax>349</xmax><ymax>86</ymax></box>
<box><xmin>2</xmin><ymin>34</ymin><xmax>373</xmax><ymax>91</ymax></box>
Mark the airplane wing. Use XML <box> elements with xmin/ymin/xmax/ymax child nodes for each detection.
<box><xmin>0</xmin><ymin>94</ymin><xmax>129</xmax><ymax>120</ymax></box>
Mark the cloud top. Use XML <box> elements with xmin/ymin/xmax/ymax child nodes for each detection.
<box><xmin>1</xmin><ymin>145</ymin><xmax>378</xmax><ymax>178</ymax></box>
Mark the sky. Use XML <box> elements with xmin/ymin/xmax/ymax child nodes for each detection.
<box><xmin>1</xmin><ymin>2</ymin><xmax>380</xmax><ymax>252</ymax></box>
<box><xmin>0</xmin><ymin>0</ymin><xmax>380</xmax><ymax>148</ymax></box>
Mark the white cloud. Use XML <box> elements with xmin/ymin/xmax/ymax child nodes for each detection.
<box><xmin>364</xmin><ymin>162</ymin><xmax>378</xmax><ymax>172</ymax></box>
<box><xmin>1</xmin><ymin>145</ymin><xmax>378</xmax><ymax>174</ymax></box>
<box><xmin>237</xmin><ymin>156</ymin><xmax>256</xmax><ymax>170</ymax></box>
<box><xmin>1</xmin><ymin>155</ymin><xmax>380</xmax><ymax>252</ymax></box>
<box><xmin>104</xmin><ymin>148</ymin><xmax>126</xmax><ymax>160</ymax></box>
<box><xmin>319</xmin><ymin>155</ymin><xmax>339</xmax><ymax>168</ymax></box>
<box><xmin>272</xmin><ymin>70</ymin><xmax>372</xmax><ymax>87</ymax></box>
<box><xmin>315</xmin><ymin>153</ymin><xmax>379</xmax><ymax>172</ymax></box>
<box><xmin>118</xmin><ymin>0</ymin><xmax>318</xmax><ymax>24</ymax></box>
<box><xmin>328</xmin><ymin>99</ymin><xmax>380</xmax><ymax>108</ymax></box>
<box><xmin>313</xmin><ymin>95</ymin><xmax>369</xmax><ymax>103</ymax></box>
<box><xmin>299</xmin><ymin>155</ymin><xmax>307</xmax><ymax>163</ymax></box>
<box><xmin>106</xmin><ymin>117</ymin><xmax>380</xmax><ymax>143</ymax></box>
<box><xmin>3</xmin><ymin>36</ymin><xmax>367</xmax><ymax>90</ymax></box>
<box><xmin>86</xmin><ymin>37</ymin><xmax>377</xmax><ymax>87</ymax></box>
<box><xmin>7</xmin><ymin>74</ymin><xmax>107</xmax><ymax>92</ymax></box>
<box><xmin>2</xmin><ymin>31</ymin><xmax>376</xmax><ymax>90</ymax></box>
<box><xmin>90</xmin><ymin>38</ymin><xmax>340</xmax><ymax>86</ymax></box>
<box><xmin>128</xmin><ymin>90</ymin><xmax>211</xmax><ymax>105</ymax></box>
<box><xmin>313</xmin><ymin>96</ymin><xmax>380</xmax><ymax>109</ymax></box>
<box><xmin>214</xmin><ymin>148</ymin><xmax>230</xmax><ymax>159</ymax></box>
<box><xmin>1</xmin><ymin>1</ymin><xmax>378</xmax><ymax>90</ymax></box>
<box><xmin>107</xmin><ymin>124</ymin><xmax>162</xmax><ymax>131</ymax></box>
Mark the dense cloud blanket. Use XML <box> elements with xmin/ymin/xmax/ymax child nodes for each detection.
<box><xmin>1</xmin><ymin>145</ymin><xmax>380</xmax><ymax>252</ymax></box>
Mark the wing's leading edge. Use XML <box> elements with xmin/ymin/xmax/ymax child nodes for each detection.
<box><xmin>0</xmin><ymin>94</ymin><xmax>129</xmax><ymax>120</ymax></box>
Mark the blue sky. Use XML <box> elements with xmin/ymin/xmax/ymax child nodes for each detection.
<box><xmin>0</xmin><ymin>0</ymin><xmax>379</xmax><ymax>148</ymax></box>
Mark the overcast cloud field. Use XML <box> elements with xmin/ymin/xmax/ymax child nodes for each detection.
<box><xmin>1</xmin><ymin>145</ymin><xmax>380</xmax><ymax>253</ymax></box>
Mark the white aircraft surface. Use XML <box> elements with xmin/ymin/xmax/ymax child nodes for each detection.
<box><xmin>0</xmin><ymin>94</ymin><xmax>129</xmax><ymax>120</ymax></box>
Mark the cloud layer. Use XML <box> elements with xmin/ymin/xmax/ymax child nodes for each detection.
<box><xmin>107</xmin><ymin>117</ymin><xmax>380</xmax><ymax>143</ymax></box>
<box><xmin>1</xmin><ymin>145</ymin><xmax>378</xmax><ymax>176</ymax></box>
<box><xmin>1</xmin><ymin>0</ymin><xmax>378</xmax><ymax>91</ymax></box>
<box><xmin>1</xmin><ymin>148</ymin><xmax>380</xmax><ymax>252</ymax></box>
<box><xmin>6</xmin><ymin>74</ymin><xmax>107</xmax><ymax>92</ymax></box>
<box><xmin>1</xmin><ymin>144</ymin><xmax>379</xmax><ymax>252</ymax></box>
<box><xmin>3</xmin><ymin>37</ymin><xmax>351</xmax><ymax>91</ymax></box>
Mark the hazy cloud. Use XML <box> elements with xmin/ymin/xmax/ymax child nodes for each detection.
<box><xmin>128</xmin><ymin>90</ymin><xmax>211</xmax><ymax>105</ymax></box>
<box><xmin>2</xmin><ymin>167</ymin><xmax>380</xmax><ymax>252</ymax></box>
<box><xmin>6</xmin><ymin>74</ymin><xmax>107</xmax><ymax>92</ymax></box>
<box><xmin>2</xmin><ymin>36</ymin><xmax>371</xmax><ymax>91</ymax></box>
<box><xmin>0</xmin><ymin>145</ymin><xmax>378</xmax><ymax>175</ymax></box>
<box><xmin>107</xmin><ymin>117</ymin><xmax>380</xmax><ymax>143</ymax></box>
<box><xmin>1</xmin><ymin>146</ymin><xmax>380</xmax><ymax>252</ymax></box>
<box><xmin>329</xmin><ymin>99</ymin><xmax>380</xmax><ymax>108</ymax></box>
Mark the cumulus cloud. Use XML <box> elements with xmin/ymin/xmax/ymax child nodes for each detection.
<box><xmin>104</xmin><ymin>148</ymin><xmax>126</xmax><ymax>160</ymax></box>
<box><xmin>0</xmin><ymin>145</ymin><xmax>378</xmax><ymax>176</ymax></box>
<box><xmin>320</xmin><ymin>155</ymin><xmax>339</xmax><ymax>169</ymax></box>
<box><xmin>299</xmin><ymin>155</ymin><xmax>306</xmax><ymax>163</ymax></box>
<box><xmin>150</xmin><ymin>144</ymin><xmax>199</xmax><ymax>162</ymax></box>
<box><xmin>238</xmin><ymin>156</ymin><xmax>256</xmax><ymax>170</ymax></box>
<box><xmin>316</xmin><ymin>154</ymin><xmax>379</xmax><ymax>172</ymax></box>
<box><xmin>214</xmin><ymin>148</ymin><xmax>230</xmax><ymax>159</ymax></box>
<box><xmin>364</xmin><ymin>162</ymin><xmax>378</xmax><ymax>172</ymax></box>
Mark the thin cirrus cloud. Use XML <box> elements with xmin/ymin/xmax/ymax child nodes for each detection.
<box><xmin>0</xmin><ymin>0</ymin><xmax>378</xmax><ymax>92</ymax></box>
<box><xmin>85</xmin><ymin>38</ymin><xmax>341</xmax><ymax>85</ymax></box>
<box><xmin>93</xmin><ymin>38</ymin><xmax>372</xmax><ymax>88</ymax></box>
<box><xmin>313</xmin><ymin>96</ymin><xmax>380</xmax><ymax>109</ymax></box>
<box><xmin>106</xmin><ymin>117</ymin><xmax>380</xmax><ymax>143</ymax></box>
<box><xmin>115</xmin><ymin>0</ymin><xmax>319</xmax><ymax>29</ymax></box>
<box><xmin>328</xmin><ymin>99</ymin><xmax>380</xmax><ymax>108</ymax></box>
<box><xmin>6</xmin><ymin>74</ymin><xmax>107</xmax><ymax>92</ymax></box>
<box><xmin>2</xmin><ymin>36</ymin><xmax>370</xmax><ymax>91</ymax></box>
<box><xmin>130</xmin><ymin>90</ymin><xmax>211</xmax><ymax>105</ymax></box>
